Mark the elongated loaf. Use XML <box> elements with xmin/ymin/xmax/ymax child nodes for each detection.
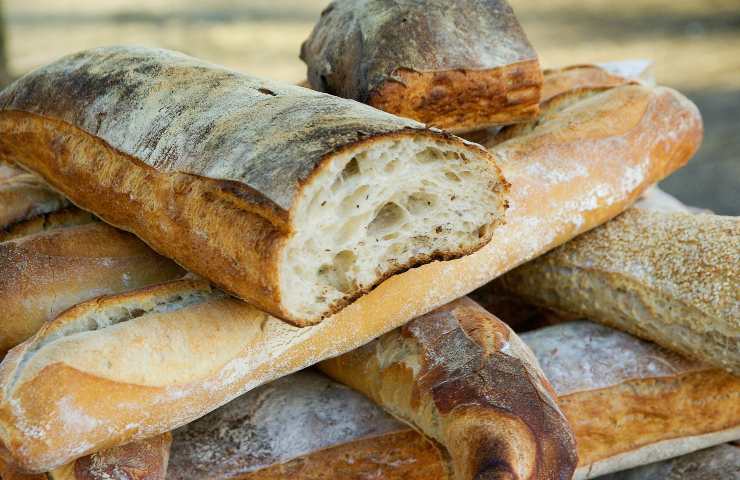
<box><xmin>522</xmin><ymin>321</ymin><xmax>740</xmax><ymax>478</ymax></box>
<box><xmin>0</xmin><ymin>174</ymin><xmax>69</xmax><ymax>232</ymax></box>
<box><xmin>493</xmin><ymin>209</ymin><xmax>740</xmax><ymax>373</ymax></box>
<box><xmin>320</xmin><ymin>298</ymin><xmax>577</xmax><ymax>480</ymax></box>
<box><xmin>0</xmin><ymin>46</ymin><xmax>508</xmax><ymax>325</ymax></box>
<box><xmin>0</xmin><ymin>82</ymin><xmax>702</xmax><ymax>472</ymax></box>
<box><xmin>0</xmin><ymin>220</ymin><xmax>184</xmax><ymax>353</ymax></box>
<box><xmin>163</xmin><ymin>321</ymin><xmax>739</xmax><ymax>480</ymax></box>
<box><xmin>0</xmin><ymin>435</ymin><xmax>171</xmax><ymax>480</ymax></box>
<box><xmin>599</xmin><ymin>443</ymin><xmax>739</xmax><ymax>480</ymax></box>
<box><xmin>301</xmin><ymin>0</ymin><xmax>542</xmax><ymax>132</ymax></box>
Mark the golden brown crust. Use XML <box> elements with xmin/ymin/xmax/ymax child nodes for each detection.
<box><xmin>319</xmin><ymin>298</ymin><xmax>577</xmax><ymax>480</ymax></box>
<box><xmin>495</xmin><ymin>209</ymin><xmax>739</xmax><ymax>373</ymax></box>
<box><xmin>368</xmin><ymin>63</ymin><xmax>542</xmax><ymax>133</ymax></box>
<box><xmin>0</xmin><ymin>221</ymin><xmax>184</xmax><ymax>353</ymax></box>
<box><xmin>240</xmin><ymin>431</ymin><xmax>446</xmax><ymax>480</ymax></box>
<box><xmin>47</xmin><ymin>435</ymin><xmax>172</xmax><ymax>480</ymax></box>
<box><xmin>0</xmin><ymin>173</ymin><xmax>69</xmax><ymax>231</ymax></box>
<box><xmin>0</xmin><ymin>46</ymin><xmax>506</xmax><ymax>325</ymax></box>
<box><xmin>541</xmin><ymin>65</ymin><xmax>632</xmax><ymax>103</ymax></box>
<box><xmin>0</xmin><ymin>83</ymin><xmax>702</xmax><ymax>473</ymax></box>
<box><xmin>301</xmin><ymin>0</ymin><xmax>542</xmax><ymax>131</ymax></box>
<box><xmin>0</xmin><ymin>207</ymin><xmax>95</xmax><ymax>242</ymax></box>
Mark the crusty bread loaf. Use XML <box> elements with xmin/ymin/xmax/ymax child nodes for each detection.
<box><xmin>493</xmin><ymin>209</ymin><xmax>739</xmax><ymax>373</ymax></box>
<box><xmin>48</xmin><ymin>435</ymin><xmax>171</xmax><ymax>480</ymax></box>
<box><xmin>0</xmin><ymin>46</ymin><xmax>509</xmax><ymax>325</ymax></box>
<box><xmin>301</xmin><ymin>0</ymin><xmax>542</xmax><ymax>133</ymax></box>
<box><xmin>0</xmin><ymin>435</ymin><xmax>171</xmax><ymax>480</ymax></box>
<box><xmin>541</xmin><ymin>65</ymin><xmax>633</xmax><ymax>103</ymax></box>
<box><xmin>598</xmin><ymin>443</ymin><xmax>739</xmax><ymax>480</ymax></box>
<box><xmin>0</xmin><ymin>82</ymin><xmax>702</xmax><ymax>472</ymax></box>
<box><xmin>166</xmin><ymin>369</ymin><xmax>440</xmax><ymax>480</ymax></box>
<box><xmin>0</xmin><ymin>221</ymin><xmax>184</xmax><ymax>353</ymax></box>
<box><xmin>0</xmin><ymin>174</ymin><xmax>69</xmax><ymax>232</ymax></box>
<box><xmin>0</xmin><ymin>160</ymin><xmax>24</xmax><ymax>181</ymax></box>
<box><xmin>522</xmin><ymin>321</ymin><xmax>740</xmax><ymax>479</ymax></box>
<box><xmin>319</xmin><ymin>297</ymin><xmax>577</xmax><ymax>480</ymax></box>
<box><xmin>162</xmin><ymin>321</ymin><xmax>738</xmax><ymax>480</ymax></box>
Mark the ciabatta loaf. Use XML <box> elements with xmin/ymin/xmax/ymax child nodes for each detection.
<box><xmin>494</xmin><ymin>209</ymin><xmax>739</xmax><ymax>373</ymax></box>
<box><xmin>0</xmin><ymin>46</ymin><xmax>508</xmax><ymax>325</ymax></box>
<box><xmin>0</xmin><ymin>221</ymin><xmax>184</xmax><ymax>353</ymax></box>
<box><xmin>301</xmin><ymin>0</ymin><xmax>542</xmax><ymax>132</ymax></box>
<box><xmin>162</xmin><ymin>321</ymin><xmax>739</xmax><ymax>480</ymax></box>
<box><xmin>320</xmin><ymin>298</ymin><xmax>577</xmax><ymax>480</ymax></box>
<box><xmin>0</xmin><ymin>83</ymin><xmax>702</xmax><ymax>472</ymax></box>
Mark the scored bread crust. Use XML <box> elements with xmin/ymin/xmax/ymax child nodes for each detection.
<box><xmin>0</xmin><ymin>221</ymin><xmax>184</xmax><ymax>353</ymax></box>
<box><xmin>521</xmin><ymin>321</ymin><xmax>740</xmax><ymax>479</ymax></box>
<box><xmin>300</xmin><ymin>0</ymin><xmax>542</xmax><ymax>132</ymax></box>
<box><xmin>319</xmin><ymin>298</ymin><xmax>578</xmax><ymax>480</ymax></box>
<box><xmin>0</xmin><ymin>46</ymin><xmax>507</xmax><ymax>325</ymax></box>
<box><xmin>495</xmin><ymin>209</ymin><xmax>740</xmax><ymax>374</ymax></box>
<box><xmin>0</xmin><ymin>83</ymin><xmax>702</xmax><ymax>472</ymax></box>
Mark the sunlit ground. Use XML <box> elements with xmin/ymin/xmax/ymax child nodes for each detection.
<box><xmin>6</xmin><ymin>0</ymin><xmax>739</xmax><ymax>213</ymax></box>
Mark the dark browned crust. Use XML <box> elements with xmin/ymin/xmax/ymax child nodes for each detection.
<box><xmin>368</xmin><ymin>63</ymin><xmax>542</xmax><ymax>132</ymax></box>
<box><xmin>320</xmin><ymin>298</ymin><xmax>577</xmax><ymax>480</ymax></box>
<box><xmin>301</xmin><ymin>0</ymin><xmax>542</xmax><ymax>131</ymax></box>
<box><xmin>0</xmin><ymin>46</ymin><xmax>507</xmax><ymax>324</ymax></box>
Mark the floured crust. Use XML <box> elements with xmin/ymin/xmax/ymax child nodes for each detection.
<box><xmin>0</xmin><ymin>46</ymin><xmax>507</xmax><ymax>325</ymax></box>
<box><xmin>319</xmin><ymin>298</ymin><xmax>577</xmax><ymax>480</ymax></box>
<box><xmin>521</xmin><ymin>322</ymin><xmax>740</xmax><ymax>478</ymax></box>
<box><xmin>0</xmin><ymin>83</ymin><xmax>702</xmax><ymax>472</ymax></box>
<box><xmin>497</xmin><ymin>209</ymin><xmax>739</xmax><ymax>373</ymax></box>
<box><xmin>0</xmin><ymin>221</ymin><xmax>184</xmax><ymax>353</ymax></box>
<box><xmin>301</xmin><ymin>0</ymin><xmax>541</xmax><ymax>131</ymax></box>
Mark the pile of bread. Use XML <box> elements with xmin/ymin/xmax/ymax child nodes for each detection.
<box><xmin>0</xmin><ymin>1</ymin><xmax>736</xmax><ymax>479</ymax></box>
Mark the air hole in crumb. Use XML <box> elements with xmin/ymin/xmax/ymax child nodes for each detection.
<box><xmin>384</xmin><ymin>159</ymin><xmax>399</xmax><ymax>173</ymax></box>
<box><xmin>368</xmin><ymin>202</ymin><xmax>406</xmax><ymax>236</ymax></box>
<box><xmin>321</xmin><ymin>250</ymin><xmax>355</xmax><ymax>293</ymax></box>
<box><xmin>406</xmin><ymin>193</ymin><xmax>437</xmax><ymax>215</ymax></box>
<box><xmin>445</xmin><ymin>171</ymin><xmax>461</xmax><ymax>182</ymax></box>
<box><xmin>342</xmin><ymin>157</ymin><xmax>360</xmax><ymax>180</ymax></box>
<box><xmin>416</xmin><ymin>147</ymin><xmax>443</xmax><ymax>164</ymax></box>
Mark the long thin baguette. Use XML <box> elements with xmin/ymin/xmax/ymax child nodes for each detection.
<box><xmin>163</xmin><ymin>321</ymin><xmax>739</xmax><ymax>480</ymax></box>
<box><xmin>492</xmin><ymin>208</ymin><xmax>739</xmax><ymax>373</ymax></box>
<box><xmin>319</xmin><ymin>297</ymin><xmax>577</xmax><ymax>480</ymax></box>
<box><xmin>598</xmin><ymin>443</ymin><xmax>739</xmax><ymax>480</ymax></box>
<box><xmin>0</xmin><ymin>46</ymin><xmax>508</xmax><ymax>325</ymax></box>
<box><xmin>301</xmin><ymin>0</ymin><xmax>542</xmax><ymax>132</ymax></box>
<box><xmin>0</xmin><ymin>82</ymin><xmax>702</xmax><ymax>472</ymax></box>
<box><xmin>0</xmin><ymin>220</ymin><xmax>184</xmax><ymax>353</ymax></box>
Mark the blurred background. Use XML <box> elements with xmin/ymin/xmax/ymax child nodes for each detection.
<box><xmin>0</xmin><ymin>0</ymin><xmax>737</xmax><ymax>214</ymax></box>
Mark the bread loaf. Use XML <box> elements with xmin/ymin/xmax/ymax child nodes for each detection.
<box><xmin>163</xmin><ymin>321</ymin><xmax>738</xmax><ymax>480</ymax></box>
<box><xmin>0</xmin><ymin>82</ymin><xmax>702</xmax><ymax>472</ymax></box>
<box><xmin>319</xmin><ymin>297</ymin><xmax>577</xmax><ymax>480</ymax></box>
<box><xmin>541</xmin><ymin>65</ymin><xmax>633</xmax><ymax>103</ymax></box>
<box><xmin>0</xmin><ymin>160</ymin><xmax>24</xmax><ymax>181</ymax></box>
<box><xmin>301</xmin><ymin>0</ymin><xmax>542</xmax><ymax>132</ymax></box>
<box><xmin>0</xmin><ymin>435</ymin><xmax>170</xmax><ymax>480</ymax></box>
<box><xmin>0</xmin><ymin>46</ymin><xmax>509</xmax><ymax>325</ymax></box>
<box><xmin>598</xmin><ymin>443</ymin><xmax>739</xmax><ymax>480</ymax></box>
<box><xmin>166</xmin><ymin>369</ymin><xmax>441</xmax><ymax>480</ymax></box>
<box><xmin>0</xmin><ymin>174</ymin><xmax>68</xmax><ymax>232</ymax></box>
<box><xmin>0</xmin><ymin>220</ymin><xmax>184</xmax><ymax>353</ymax></box>
<box><xmin>493</xmin><ymin>209</ymin><xmax>739</xmax><ymax>373</ymax></box>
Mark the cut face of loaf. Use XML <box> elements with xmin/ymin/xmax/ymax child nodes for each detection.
<box><xmin>0</xmin><ymin>46</ymin><xmax>508</xmax><ymax>325</ymax></box>
<box><xmin>301</xmin><ymin>0</ymin><xmax>542</xmax><ymax>132</ymax></box>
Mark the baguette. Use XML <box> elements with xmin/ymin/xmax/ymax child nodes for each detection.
<box><xmin>0</xmin><ymin>174</ymin><xmax>68</xmax><ymax>232</ymax></box>
<box><xmin>598</xmin><ymin>443</ymin><xmax>739</xmax><ymax>480</ymax></box>
<box><xmin>0</xmin><ymin>221</ymin><xmax>184</xmax><ymax>353</ymax></box>
<box><xmin>492</xmin><ymin>208</ymin><xmax>740</xmax><ymax>373</ymax></box>
<box><xmin>163</xmin><ymin>321</ymin><xmax>739</xmax><ymax>480</ymax></box>
<box><xmin>0</xmin><ymin>82</ymin><xmax>702</xmax><ymax>472</ymax></box>
<box><xmin>300</xmin><ymin>0</ymin><xmax>542</xmax><ymax>133</ymax></box>
<box><xmin>522</xmin><ymin>321</ymin><xmax>740</xmax><ymax>478</ymax></box>
<box><xmin>319</xmin><ymin>297</ymin><xmax>577</xmax><ymax>480</ymax></box>
<box><xmin>0</xmin><ymin>46</ymin><xmax>509</xmax><ymax>325</ymax></box>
